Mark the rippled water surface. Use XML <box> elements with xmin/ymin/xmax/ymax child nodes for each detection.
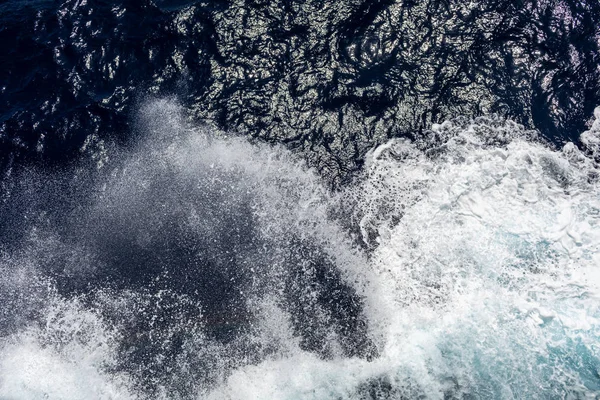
<box><xmin>2</xmin><ymin>0</ymin><xmax>600</xmax><ymax>181</ymax></box>
<box><xmin>1</xmin><ymin>1</ymin><xmax>600</xmax><ymax>399</ymax></box>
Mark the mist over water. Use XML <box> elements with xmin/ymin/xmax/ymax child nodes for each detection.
<box><xmin>0</xmin><ymin>100</ymin><xmax>599</xmax><ymax>399</ymax></box>
<box><xmin>0</xmin><ymin>100</ymin><xmax>376</xmax><ymax>399</ymax></box>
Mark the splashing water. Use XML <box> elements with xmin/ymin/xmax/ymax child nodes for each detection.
<box><xmin>1</xmin><ymin>101</ymin><xmax>599</xmax><ymax>399</ymax></box>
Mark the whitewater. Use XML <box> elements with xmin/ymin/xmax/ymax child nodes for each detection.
<box><xmin>0</xmin><ymin>100</ymin><xmax>599</xmax><ymax>399</ymax></box>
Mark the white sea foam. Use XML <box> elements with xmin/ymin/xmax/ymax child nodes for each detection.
<box><xmin>1</xmin><ymin>102</ymin><xmax>599</xmax><ymax>399</ymax></box>
<box><xmin>0</xmin><ymin>293</ymin><xmax>134</xmax><ymax>400</ymax></box>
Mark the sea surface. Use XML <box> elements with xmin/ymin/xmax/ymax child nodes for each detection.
<box><xmin>1</xmin><ymin>0</ymin><xmax>600</xmax><ymax>399</ymax></box>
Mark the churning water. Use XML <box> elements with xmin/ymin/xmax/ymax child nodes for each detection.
<box><xmin>0</xmin><ymin>100</ymin><xmax>599</xmax><ymax>399</ymax></box>
<box><xmin>2</xmin><ymin>0</ymin><xmax>600</xmax><ymax>398</ymax></box>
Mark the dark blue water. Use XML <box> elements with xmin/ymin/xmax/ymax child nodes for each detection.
<box><xmin>1</xmin><ymin>1</ymin><xmax>600</xmax><ymax>399</ymax></box>
<box><xmin>2</xmin><ymin>0</ymin><xmax>599</xmax><ymax>181</ymax></box>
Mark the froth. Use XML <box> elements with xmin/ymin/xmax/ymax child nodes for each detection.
<box><xmin>0</xmin><ymin>294</ymin><xmax>135</xmax><ymax>400</ymax></box>
<box><xmin>357</xmin><ymin>116</ymin><xmax>600</xmax><ymax>397</ymax></box>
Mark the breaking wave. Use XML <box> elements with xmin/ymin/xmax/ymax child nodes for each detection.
<box><xmin>1</xmin><ymin>100</ymin><xmax>599</xmax><ymax>399</ymax></box>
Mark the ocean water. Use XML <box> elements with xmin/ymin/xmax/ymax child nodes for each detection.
<box><xmin>2</xmin><ymin>0</ymin><xmax>600</xmax><ymax>182</ymax></box>
<box><xmin>1</xmin><ymin>0</ymin><xmax>600</xmax><ymax>399</ymax></box>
